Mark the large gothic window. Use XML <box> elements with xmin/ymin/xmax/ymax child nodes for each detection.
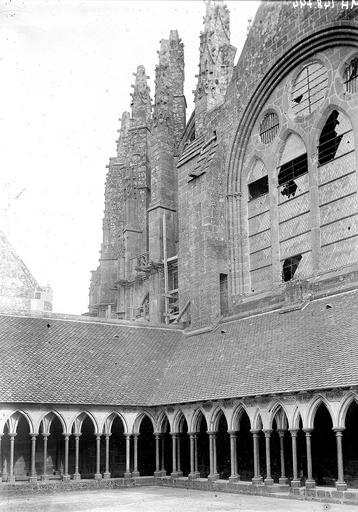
<box><xmin>317</xmin><ymin>110</ymin><xmax>357</xmax><ymax>272</ymax></box>
<box><xmin>278</xmin><ymin>134</ymin><xmax>311</xmax><ymax>281</ymax></box>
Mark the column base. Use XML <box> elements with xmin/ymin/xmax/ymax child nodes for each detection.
<box><xmin>336</xmin><ymin>482</ymin><xmax>347</xmax><ymax>491</ymax></box>
<box><xmin>160</xmin><ymin>470</ymin><xmax>167</xmax><ymax>477</ymax></box>
<box><xmin>62</xmin><ymin>475</ymin><xmax>71</xmax><ymax>482</ymax></box>
<box><xmin>279</xmin><ymin>477</ymin><xmax>289</xmax><ymax>485</ymax></box>
<box><xmin>154</xmin><ymin>471</ymin><xmax>162</xmax><ymax>478</ymax></box>
<box><xmin>124</xmin><ymin>472</ymin><xmax>132</xmax><ymax>479</ymax></box>
<box><xmin>132</xmin><ymin>471</ymin><xmax>140</xmax><ymax>478</ymax></box>
<box><xmin>73</xmin><ymin>473</ymin><xmax>81</xmax><ymax>481</ymax></box>
<box><xmin>305</xmin><ymin>479</ymin><xmax>316</xmax><ymax>489</ymax></box>
<box><xmin>264</xmin><ymin>477</ymin><xmax>274</xmax><ymax>485</ymax></box>
<box><xmin>94</xmin><ymin>473</ymin><xmax>102</xmax><ymax>480</ymax></box>
<box><xmin>29</xmin><ymin>476</ymin><xmax>37</xmax><ymax>484</ymax></box>
<box><xmin>170</xmin><ymin>471</ymin><xmax>180</xmax><ymax>479</ymax></box>
<box><xmin>103</xmin><ymin>472</ymin><xmax>111</xmax><ymax>479</ymax></box>
<box><xmin>40</xmin><ymin>474</ymin><xmax>49</xmax><ymax>481</ymax></box>
<box><xmin>291</xmin><ymin>479</ymin><xmax>302</xmax><ymax>488</ymax></box>
<box><xmin>208</xmin><ymin>473</ymin><xmax>219</xmax><ymax>482</ymax></box>
<box><xmin>8</xmin><ymin>476</ymin><xmax>15</xmax><ymax>484</ymax></box>
<box><xmin>229</xmin><ymin>475</ymin><xmax>240</xmax><ymax>482</ymax></box>
<box><xmin>252</xmin><ymin>476</ymin><xmax>263</xmax><ymax>485</ymax></box>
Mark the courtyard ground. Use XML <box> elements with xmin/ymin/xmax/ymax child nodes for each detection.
<box><xmin>0</xmin><ymin>487</ymin><xmax>356</xmax><ymax>512</ymax></box>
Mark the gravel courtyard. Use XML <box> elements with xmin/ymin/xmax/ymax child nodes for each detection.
<box><xmin>0</xmin><ymin>487</ymin><xmax>356</xmax><ymax>512</ymax></box>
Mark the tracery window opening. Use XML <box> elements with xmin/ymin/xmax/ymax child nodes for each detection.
<box><xmin>344</xmin><ymin>56</ymin><xmax>358</xmax><ymax>94</ymax></box>
<box><xmin>259</xmin><ymin>113</ymin><xmax>279</xmax><ymax>144</ymax></box>
<box><xmin>318</xmin><ymin>110</ymin><xmax>353</xmax><ymax>165</ymax></box>
<box><xmin>248</xmin><ymin>175</ymin><xmax>269</xmax><ymax>200</ymax></box>
<box><xmin>292</xmin><ymin>63</ymin><xmax>328</xmax><ymax>116</ymax></box>
<box><xmin>278</xmin><ymin>153</ymin><xmax>308</xmax><ymax>198</ymax></box>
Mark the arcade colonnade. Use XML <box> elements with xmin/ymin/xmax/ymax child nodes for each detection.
<box><xmin>1</xmin><ymin>389</ymin><xmax>358</xmax><ymax>491</ymax></box>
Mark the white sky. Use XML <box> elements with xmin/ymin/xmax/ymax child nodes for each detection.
<box><xmin>0</xmin><ymin>0</ymin><xmax>259</xmax><ymax>314</ymax></box>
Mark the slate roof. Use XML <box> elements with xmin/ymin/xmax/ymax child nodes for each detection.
<box><xmin>1</xmin><ymin>289</ymin><xmax>358</xmax><ymax>406</ymax></box>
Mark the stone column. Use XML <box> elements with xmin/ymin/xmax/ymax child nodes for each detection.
<box><xmin>208</xmin><ymin>432</ymin><xmax>219</xmax><ymax>481</ymax></box>
<box><xmin>304</xmin><ymin>429</ymin><xmax>315</xmax><ymax>488</ymax></box>
<box><xmin>132</xmin><ymin>434</ymin><xmax>139</xmax><ymax>477</ymax></box>
<box><xmin>188</xmin><ymin>432</ymin><xmax>197</xmax><ymax>479</ymax></box>
<box><xmin>228</xmin><ymin>431</ymin><xmax>239</xmax><ymax>482</ymax></box>
<box><xmin>171</xmin><ymin>433</ymin><xmax>178</xmax><ymax>478</ymax></box>
<box><xmin>251</xmin><ymin>430</ymin><xmax>263</xmax><ymax>484</ymax></box>
<box><xmin>278</xmin><ymin>430</ymin><xmax>288</xmax><ymax>485</ymax></box>
<box><xmin>94</xmin><ymin>434</ymin><xmax>102</xmax><ymax>480</ymax></box>
<box><xmin>124</xmin><ymin>434</ymin><xmax>132</xmax><ymax>478</ymax></box>
<box><xmin>177</xmin><ymin>434</ymin><xmax>183</xmax><ymax>476</ymax></box>
<box><xmin>103</xmin><ymin>433</ymin><xmax>111</xmax><ymax>479</ymax></box>
<box><xmin>263</xmin><ymin>430</ymin><xmax>273</xmax><ymax>485</ymax></box>
<box><xmin>29</xmin><ymin>434</ymin><xmax>37</xmax><ymax>483</ymax></box>
<box><xmin>289</xmin><ymin>429</ymin><xmax>301</xmax><ymax>488</ymax></box>
<box><xmin>154</xmin><ymin>434</ymin><xmax>161</xmax><ymax>477</ymax></box>
<box><xmin>73</xmin><ymin>433</ymin><xmax>81</xmax><ymax>480</ymax></box>
<box><xmin>63</xmin><ymin>434</ymin><xmax>70</xmax><ymax>482</ymax></box>
<box><xmin>41</xmin><ymin>434</ymin><xmax>49</xmax><ymax>481</ymax></box>
<box><xmin>0</xmin><ymin>434</ymin><xmax>2</xmax><ymax>483</ymax></box>
<box><xmin>160</xmin><ymin>435</ymin><xmax>166</xmax><ymax>475</ymax></box>
<box><xmin>334</xmin><ymin>428</ymin><xmax>347</xmax><ymax>491</ymax></box>
<box><xmin>194</xmin><ymin>434</ymin><xmax>198</xmax><ymax>475</ymax></box>
<box><xmin>8</xmin><ymin>433</ymin><xmax>16</xmax><ymax>483</ymax></box>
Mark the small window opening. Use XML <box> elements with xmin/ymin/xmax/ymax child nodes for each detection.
<box><xmin>318</xmin><ymin>110</ymin><xmax>343</xmax><ymax>165</ymax></box>
<box><xmin>282</xmin><ymin>254</ymin><xmax>302</xmax><ymax>282</ymax></box>
<box><xmin>344</xmin><ymin>56</ymin><xmax>358</xmax><ymax>94</ymax></box>
<box><xmin>219</xmin><ymin>273</ymin><xmax>228</xmax><ymax>315</ymax></box>
<box><xmin>278</xmin><ymin>153</ymin><xmax>308</xmax><ymax>198</ymax></box>
<box><xmin>248</xmin><ymin>175</ymin><xmax>269</xmax><ymax>200</ymax></box>
<box><xmin>259</xmin><ymin>113</ymin><xmax>279</xmax><ymax>144</ymax></box>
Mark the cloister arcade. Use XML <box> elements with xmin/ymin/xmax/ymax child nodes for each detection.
<box><xmin>1</xmin><ymin>390</ymin><xmax>358</xmax><ymax>491</ymax></box>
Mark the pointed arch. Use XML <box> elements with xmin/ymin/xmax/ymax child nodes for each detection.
<box><xmin>306</xmin><ymin>395</ymin><xmax>335</xmax><ymax>429</ymax></box>
<box><xmin>5</xmin><ymin>410</ymin><xmax>34</xmax><ymax>434</ymax></box>
<box><xmin>268</xmin><ymin>402</ymin><xmax>289</xmax><ymax>430</ymax></box>
<box><xmin>70</xmin><ymin>411</ymin><xmax>99</xmax><ymax>435</ymax></box>
<box><xmin>39</xmin><ymin>410</ymin><xmax>66</xmax><ymax>435</ymax></box>
<box><xmin>133</xmin><ymin>411</ymin><xmax>156</xmax><ymax>435</ymax></box>
<box><xmin>292</xmin><ymin>407</ymin><xmax>304</xmax><ymax>430</ymax></box>
<box><xmin>338</xmin><ymin>392</ymin><xmax>358</xmax><ymax>428</ymax></box>
<box><xmin>103</xmin><ymin>411</ymin><xmax>128</xmax><ymax>435</ymax></box>
<box><xmin>156</xmin><ymin>410</ymin><xmax>171</xmax><ymax>433</ymax></box>
<box><xmin>209</xmin><ymin>406</ymin><xmax>229</xmax><ymax>432</ymax></box>
<box><xmin>190</xmin><ymin>408</ymin><xmax>207</xmax><ymax>433</ymax></box>
<box><xmin>252</xmin><ymin>410</ymin><xmax>263</xmax><ymax>431</ymax></box>
<box><xmin>230</xmin><ymin>404</ymin><xmax>251</xmax><ymax>431</ymax></box>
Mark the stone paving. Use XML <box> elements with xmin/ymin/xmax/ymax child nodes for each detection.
<box><xmin>0</xmin><ymin>487</ymin><xmax>357</xmax><ymax>512</ymax></box>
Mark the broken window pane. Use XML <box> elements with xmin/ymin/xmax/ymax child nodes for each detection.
<box><xmin>259</xmin><ymin>112</ymin><xmax>279</xmax><ymax>144</ymax></box>
<box><xmin>318</xmin><ymin>111</ymin><xmax>343</xmax><ymax>165</ymax></box>
<box><xmin>291</xmin><ymin>63</ymin><xmax>328</xmax><ymax>116</ymax></box>
<box><xmin>344</xmin><ymin>56</ymin><xmax>358</xmax><ymax>94</ymax></box>
<box><xmin>278</xmin><ymin>153</ymin><xmax>308</xmax><ymax>198</ymax></box>
<box><xmin>282</xmin><ymin>254</ymin><xmax>302</xmax><ymax>282</ymax></box>
<box><xmin>248</xmin><ymin>175</ymin><xmax>269</xmax><ymax>200</ymax></box>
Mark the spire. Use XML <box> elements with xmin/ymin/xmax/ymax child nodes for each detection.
<box><xmin>194</xmin><ymin>0</ymin><xmax>236</xmax><ymax>133</ymax></box>
<box><xmin>116</xmin><ymin>111</ymin><xmax>130</xmax><ymax>158</ymax></box>
<box><xmin>130</xmin><ymin>65</ymin><xmax>151</xmax><ymax>126</ymax></box>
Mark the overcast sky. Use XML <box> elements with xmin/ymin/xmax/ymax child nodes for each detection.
<box><xmin>0</xmin><ymin>0</ymin><xmax>259</xmax><ymax>314</ymax></box>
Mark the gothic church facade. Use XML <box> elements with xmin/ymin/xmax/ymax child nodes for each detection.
<box><xmin>2</xmin><ymin>0</ymin><xmax>358</xmax><ymax>505</ymax></box>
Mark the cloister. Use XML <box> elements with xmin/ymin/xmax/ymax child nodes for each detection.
<box><xmin>2</xmin><ymin>390</ymin><xmax>358</xmax><ymax>493</ymax></box>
